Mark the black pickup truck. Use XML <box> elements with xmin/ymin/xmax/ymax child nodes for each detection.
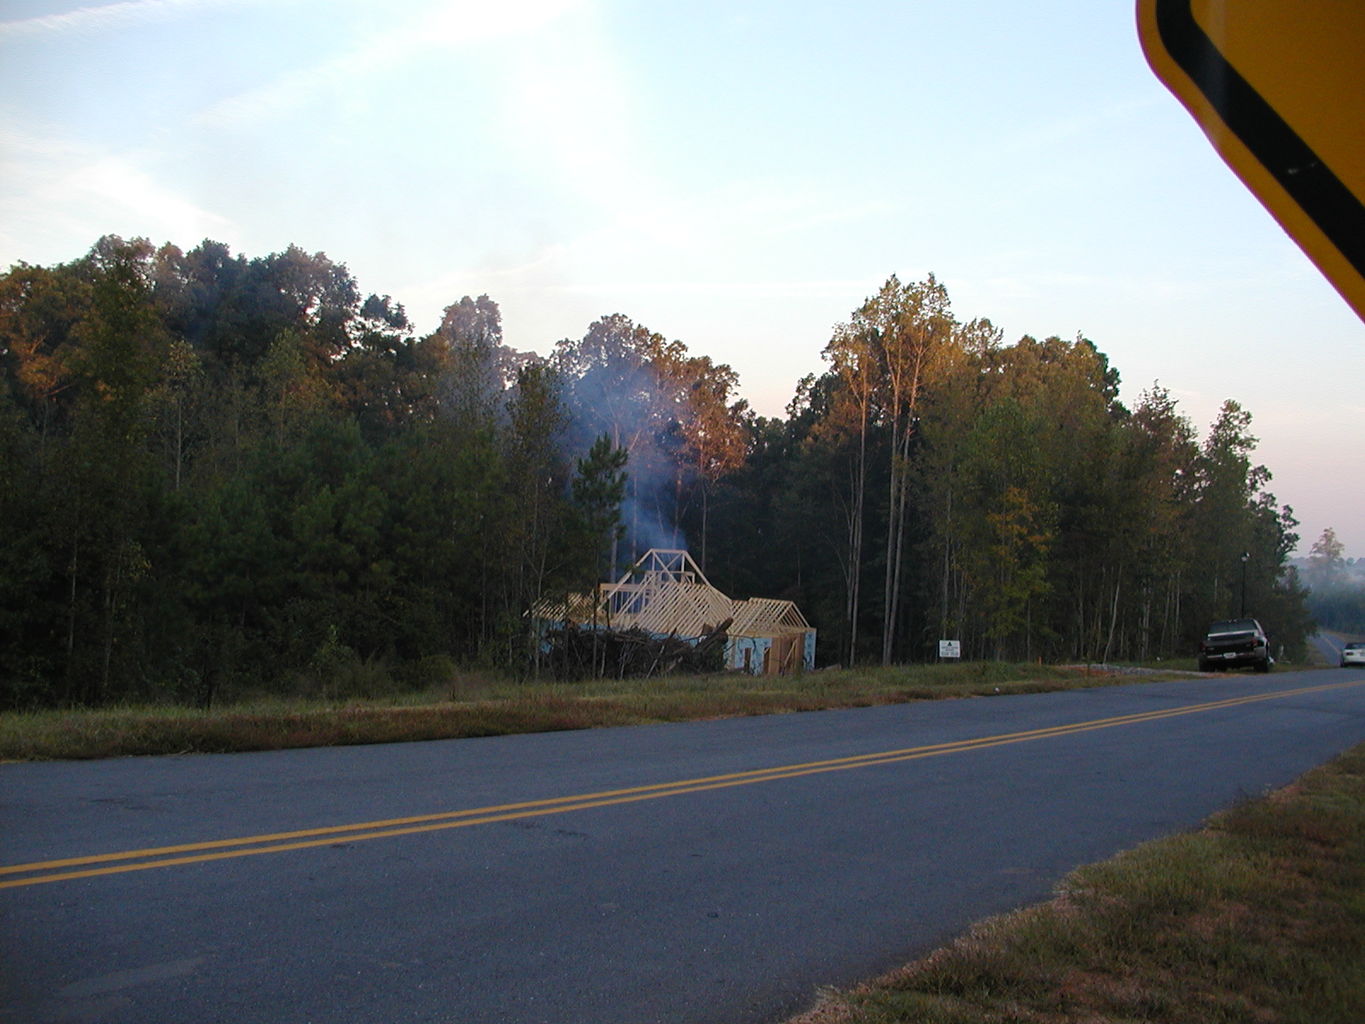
<box><xmin>1197</xmin><ymin>618</ymin><xmax>1271</xmax><ymax>673</ymax></box>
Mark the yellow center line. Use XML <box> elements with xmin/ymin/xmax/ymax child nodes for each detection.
<box><xmin>3</xmin><ymin>679</ymin><xmax>1360</xmax><ymax>890</ymax></box>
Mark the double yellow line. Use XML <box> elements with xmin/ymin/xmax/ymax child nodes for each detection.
<box><xmin>4</xmin><ymin>679</ymin><xmax>1360</xmax><ymax>890</ymax></box>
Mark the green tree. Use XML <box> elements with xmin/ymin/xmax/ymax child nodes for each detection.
<box><xmin>435</xmin><ymin>294</ymin><xmax>517</xmax><ymax>429</ymax></box>
<box><xmin>0</xmin><ymin>260</ymin><xmax>92</xmax><ymax>446</ymax></box>
<box><xmin>258</xmin><ymin>328</ymin><xmax>334</xmax><ymax>444</ymax></box>
<box><xmin>501</xmin><ymin>363</ymin><xmax>575</xmax><ymax>666</ymax></box>
<box><xmin>0</xmin><ymin>375</ymin><xmax>58</xmax><ymax>705</ymax></box>
<box><xmin>572</xmin><ymin>434</ymin><xmax>629</xmax><ymax>586</ymax></box>
<box><xmin>149</xmin><ymin>337</ymin><xmax>205</xmax><ymax>489</ymax></box>
<box><xmin>1181</xmin><ymin>400</ymin><xmax>1307</xmax><ymax>656</ymax></box>
<box><xmin>554</xmin><ymin>313</ymin><xmax>685</xmax><ymax>565</ymax></box>
<box><xmin>1305</xmin><ymin>527</ymin><xmax>1346</xmax><ymax>590</ymax></box>
<box><xmin>1116</xmin><ymin>384</ymin><xmax>1199</xmax><ymax>659</ymax></box>
<box><xmin>335</xmin><ymin>293</ymin><xmax>419</xmax><ymax>441</ymax></box>
<box><xmin>857</xmin><ymin>274</ymin><xmax>954</xmax><ymax>664</ymax></box>
<box><xmin>61</xmin><ymin>239</ymin><xmax>171</xmax><ymax>702</ymax></box>
<box><xmin>819</xmin><ymin>321</ymin><xmax>878</xmax><ymax>665</ymax></box>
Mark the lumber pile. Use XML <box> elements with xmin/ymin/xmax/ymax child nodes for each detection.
<box><xmin>543</xmin><ymin>618</ymin><xmax>731</xmax><ymax>680</ymax></box>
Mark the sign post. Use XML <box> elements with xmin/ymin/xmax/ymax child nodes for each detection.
<box><xmin>1137</xmin><ymin>1</ymin><xmax>1365</xmax><ymax>321</ymax></box>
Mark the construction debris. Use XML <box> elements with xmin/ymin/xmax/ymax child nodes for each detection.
<box><xmin>542</xmin><ymin>618</ymin><xmax>732</xmax><ymax>680</ymax></box>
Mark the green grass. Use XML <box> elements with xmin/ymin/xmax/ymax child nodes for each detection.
<box><xmin>788</xmin><ymin>743</ymin><xmax>1365</xmax><ymax>1024</ymax></box>
<box><xmin>0</xmin><ymin>661</ymin><xmax>1176</xmax><ymax>761</ymax></box>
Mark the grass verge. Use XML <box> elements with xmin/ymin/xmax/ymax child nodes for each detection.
<box><xmin>0</xmin><ymin>661</ymin><xmax>1174</xmax><ymax>761</ymax></box>
<box><xmin>789</xmin><ymin>743</ymin><xmax>1365</xmax><ymax>1024</ymax></box>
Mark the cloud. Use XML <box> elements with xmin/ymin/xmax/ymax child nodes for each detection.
<box><xmin>405</xmin><ymin>0</ymin><xmax>585</xmax><ymax>48</ymax></box>
<box><xmin>386</xmin><ymin>168</ymin><xmax>895</xmax><ymax>341</ymax></box>
<box><xmin>0</xmin><ymin>123</ymin><xmax>232</xmax><ymax>266</ymax></box>
<box><xmin>0</xmin><ymin>0</ymin><xmax>232</xmax><ymax>39</ymax></box>
<box><xmin>66</xmin><ymin>154</ymin><xmax>233</xmax><ymax>234</ymax></box>
<box><xmin>196</xmin><ymin>0</ymin><xmax>587</xmax><ymax>127</ymax></box>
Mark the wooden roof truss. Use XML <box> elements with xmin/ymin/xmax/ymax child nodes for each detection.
<box><xmin>537</xmin><ymin>549</ymin><xmax>811</xmax><ymax>641</ymax></box>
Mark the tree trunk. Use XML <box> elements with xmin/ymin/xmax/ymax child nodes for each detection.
<box><xmin>1101</xmin><ymin>573</ymin><xmax>1121</xmax><ymax>665</ymax></box>
<box><xmin>881</xmin><ymin>420</ymin><xmax>901</xmax><ymax>666</ymax></box>
<box><xmin>881</xmin><ymin>420</ymin><xmax>914</xmax><ymax>666</ymax></box>
<box><xmin>846</xmin><ymin>418</ymin><xmax>866</xmax><ymax>666</ymax></box>
<box><xmin>700</xmin><ymin>482</ymin><xmax>710</xmax><ymax>571</ymax></box>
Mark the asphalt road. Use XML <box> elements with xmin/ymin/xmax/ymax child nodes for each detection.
<box><xmin>4</xmin><ymin>669</ymin><xmax>1365</xmax><ymax>1024</ymax></box>
<box><xmin>1310</xmin><ymin>630</ymin><xmax>1356</xmax><ymax>665</ymax></box>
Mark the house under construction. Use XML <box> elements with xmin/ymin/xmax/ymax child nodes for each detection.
<box><xmin>535</xmin><ymin>549</ymin><xmax>815</xmax><ymax>675</ymax></box>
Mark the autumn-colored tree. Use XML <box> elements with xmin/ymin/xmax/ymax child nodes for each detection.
<box><xmin>0</xmin><ymin>239</ymin><xmax>1321</xmax><ymax>706</ymax></box>
<box><xmin>819</xmin><ymin>321</ymin><xmax>878</xmax><ymax>664</ymax></box>
<box><xmin>672</xmin><ymin>354</ymin><xmax>748</xmax><ymax>569</ymax></box>
<box><xmin>553</xmin><ymin>314</ymin><xmax>744</xmax><ymax>570</ymax></box>
<box><xmin>859</xmin><ymin>275</ymin><xmax>955</xmax><ymax>664</ymax></box>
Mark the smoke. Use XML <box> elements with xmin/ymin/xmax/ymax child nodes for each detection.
<box><xmin>552</xmin><ymin>314</ymin><xmax>698</xmax><ymax>570</ymax></box>
<box><xmin>619</xmin><ymin>489</ymin><xmax>688</xmax><ymax>560</ymax></box>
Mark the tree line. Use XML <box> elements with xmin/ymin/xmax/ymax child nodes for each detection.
<box><xmin>0</xmin><ymin>237</ymin><xmax>1314</xmax><ymax>707</ymax></box>
<box><xmin>716</xmin><ymin>273</ymin><xmax>1313</xmax><ymax>667</ymax></box>
<box><xmin>1300</xmin><ymin>528</ymin><xmax>1365</xmax><ymax>634</ymax></box>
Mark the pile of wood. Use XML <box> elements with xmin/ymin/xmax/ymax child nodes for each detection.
<box><xmin>543</xmin><ymin>618</ymin><xmax>731</xmax><ymax>680</ymax></box>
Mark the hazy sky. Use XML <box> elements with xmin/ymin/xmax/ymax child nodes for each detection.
<box><xmin>2</xmin><ymin>0</ymin><xmax>1361</xmax><ymax>556</ymax></box>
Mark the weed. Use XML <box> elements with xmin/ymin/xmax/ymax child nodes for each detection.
<box><xmin>785</xmin><ymin>745</ymin><xmax>1365</xmax><ymax>1024</ymax></box>
<box><xmin>0</xmin><ymin>662</ymin><xmax>1160</xmax><ymax>761</ymax></box>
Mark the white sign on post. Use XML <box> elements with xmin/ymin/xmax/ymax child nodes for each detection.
<box><xmin>938</xmin><ymin>640</ymin><xmax>961</xmax><ymax>659</ymax></box>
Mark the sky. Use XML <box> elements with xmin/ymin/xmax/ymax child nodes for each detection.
<box><xmin>2</xmin><ymin>0</ymin><xmax>1362</xmax><ymax>556</ymax></box>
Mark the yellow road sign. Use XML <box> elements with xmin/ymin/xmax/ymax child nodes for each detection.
<box><xmin>1137</xmin><ymin>1</ymin><xmax>1365</xmax><ymax>321</ymax></box>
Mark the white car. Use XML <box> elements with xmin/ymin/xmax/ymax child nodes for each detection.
<box><xmin>1342</xmin><ymin>641</ymin><xmax>1365</xmax><ymax>668</ymax></box>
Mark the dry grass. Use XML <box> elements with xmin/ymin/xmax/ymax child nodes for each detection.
<box><xmin>785</xmin><ymin>744</ymin><xmax>1365</xmax><ymax>1024</ymax></box>
<box><xmin>0</xmin><ymin>661</ymin><xmax>1156</xmax><ymax>761</ymax></box>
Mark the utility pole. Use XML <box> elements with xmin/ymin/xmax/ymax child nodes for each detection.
<box><xmin>1240</xmin><ymin>551</ymin><xmax>1249</xmax><ymax>617</ymax></box>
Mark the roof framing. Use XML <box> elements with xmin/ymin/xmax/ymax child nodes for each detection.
<box><xmin>535</xmin><ymin>549</ymin><xmax>811</xmax><ymax>640</ymax></box>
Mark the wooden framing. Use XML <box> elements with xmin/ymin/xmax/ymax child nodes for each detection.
<box><xmin>534</xmin><ymin>549</ymin><xmax>815</xmax><ymax>674</ymax></box>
